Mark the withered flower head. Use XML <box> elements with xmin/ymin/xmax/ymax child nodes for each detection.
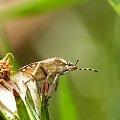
<box><xmin>0</xmin><ymin>53</ymin><xmax>16</xmax><ymax>91</ymax></box>
<box><xmin>0</xmin><ymin>53</ymin><xmax>14</xmax><ymax>82</ymax></box>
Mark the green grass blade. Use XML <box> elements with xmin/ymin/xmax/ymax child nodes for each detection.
<box><xmin>41</xmin><ymin>95</ymin><xmax>50</xmax><ymax>120</ymax></box>
<box><xmin>108</xmin><ymin>0</ymin><xmax>120</xmax><ymax>15</ymax></box>
<box><xmin>25</xmin><ymin>87</ymin><xmax>40</xmax><ymax>120</ymax></box>
<box><xmin>57</xmin><ymin>76</ymin><xmax>79</xmax><ymax>120</ymax></box>
<box><xmin>15</xmin><ymin>94</ymin><xmax>30</xmax><ymax>120</ymax></box>
<box><xmin>0</xmin><ymin>0</ymin><xmax>84</xmax><ymax>20</ymax></box>
<box><xmin>0</xmin><ymin>110</ymin><xmax>11</xmax><ymax>120</ymax></box>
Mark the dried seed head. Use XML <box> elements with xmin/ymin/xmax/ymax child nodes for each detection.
<box><xmin>0</xmin><ymin>53</ymin><xmax>14</xmax><ymax>81</ymax></box>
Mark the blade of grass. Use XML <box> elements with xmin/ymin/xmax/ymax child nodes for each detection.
<box><xmin>15</xmin><ymin>93</ymin><xmax>31</xmax><ymax>120</ymax></box>
<box><xmin>41</xmin><ymin>95</ymin><xmax>50</xmax><ymax>120</ymax></box>
<box><xmin>0</xmin><ymin>0</ymin><xmax>85</xmax><ymax>20</ymax></box>
<box><xmin>0</xmin><ymin>110</ymin><xmax>9</xmax><ymax>120</ymax></box>
<box><xmin>108</xmin><ymin>0</ymin><xmax>120</xmax><ymax>15</ymax></box>
<box><xmin>57</xmin><ymin>76</ymin><xmax>79</xmax><ymax>120</ymax></box>
<box><xmin>25</xmin><ymin>87</ymin><xmax>40</xmax><ymax>120</ymax></box>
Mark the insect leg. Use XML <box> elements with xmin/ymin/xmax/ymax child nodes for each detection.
<box><xmin>47</xmin><ymin>74</ymin><xmax>59</xmax><ymax>98</ymax></box>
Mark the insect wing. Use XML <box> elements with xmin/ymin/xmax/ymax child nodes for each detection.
<box><xmin>15</xmin><ymin>62</ymin><xmax>47</xmax><ymax>82</ymax></box>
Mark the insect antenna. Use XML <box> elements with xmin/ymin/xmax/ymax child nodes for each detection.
<box><xmin>78</xmin><ymin>68</ymin><xmax>98</xmax><ymax>73</ymax></box>
<box><xmin>75</xmin><ymin>59</ymin><xmax>79</xmax><ymax>66</ymax></box>
<box><xmin>74</xmin><ymin>59</ymin><xmax>98</xmax><ymax>73</ymax></box>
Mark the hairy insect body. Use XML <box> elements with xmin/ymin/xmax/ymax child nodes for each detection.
<box><xmin>15</xmin><ymin>57</ymin><xmax>78</xmax><ymax>97</ymax></box>
<box><xmin>15</xmin><ymin>57</ymin><xmax>97</xmax><ymax>97</ymax></box>
<box><xmin>18</xmin><ymin>57</ymin><xmax>78</xmax><ymax>80</ymax></box>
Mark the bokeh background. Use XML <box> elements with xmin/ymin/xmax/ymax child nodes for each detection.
<box><xmin>0</xmin><ymin>0</ymin><xmax>120</xmax><ymax>120</ymax></box>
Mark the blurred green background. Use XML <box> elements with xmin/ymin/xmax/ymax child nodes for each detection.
<box><xmin>0</xmin><ymin>0</ymin><xmax>120</xmax><ymax>120</ymax></box>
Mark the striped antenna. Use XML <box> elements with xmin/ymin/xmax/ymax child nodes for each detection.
<box><xmin>74</xmin><ymin>60</ymin><xmax>98</xmax><ymax>73</ymax></box>
<box><xmin>75</xmin><ymin>59</ymin><xmax>79</xmax><ymax>66</ymax></box>
<box><xmin>79</xmin><ymin>68</ymin><xmax>98</xmax><ymax>73</ymax></box>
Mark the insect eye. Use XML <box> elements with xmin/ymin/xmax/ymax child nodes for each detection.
<box><xmin>67</xmin><ymin>62</ymin><xmax>71</xmax><ymax>66</ymax></box>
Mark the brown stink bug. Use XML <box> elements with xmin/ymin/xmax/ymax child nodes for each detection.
<box><xmin>13</xmin><ymin>57</ymin><xmax>98</xmax><ymax>98</ymax></box>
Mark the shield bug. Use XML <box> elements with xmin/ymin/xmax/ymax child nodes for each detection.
<box><xmin>14</xmin><ymin>57</ymin><xmax>98</xmax><ymax>97</ymax></box>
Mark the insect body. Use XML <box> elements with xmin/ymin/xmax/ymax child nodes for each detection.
<box><xmin>15</xmin><ymin>57</ymin><xmax>98</xmax><ymax>97</ymax></box>
<box><xmin>17</xmin><ymin>57</ymin><xmax>98</xmax><ymax>77</ymax></box>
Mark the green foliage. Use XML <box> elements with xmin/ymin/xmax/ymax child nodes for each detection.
<box><xmin>41</xmin><ymin>96</ymin><xmax>50</xmax><ymax>120</ymax></box>
<box><xmin>56</xmin><ymin>76</ymin><xmax>79</xmax><ymax>120</ymax></box>
<box><xmin>108</xmin><ymin>0</ymin><xmax>120</xmax><ymax>15</ymax></box>
<box><xmin>15</xmin><ymin>94</ymin><xmax>30</xmax><ymax>120</ymax></box>
<box><xmin>25</xmin><ymin>88</ymin><xmax>40</xmax><ymax>120</ymax></box>
<box><xmin>0</xmin><ymin>0</ymin><xmax>84</xmax><ymax>20</ymax></box>
<box><xmin>0</xmin><ymin>110</ymin><xmax>11</xmax><ymax>120</ymax></box>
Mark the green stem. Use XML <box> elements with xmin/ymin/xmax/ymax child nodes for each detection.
<box><xmin>41</xmin><ymin>95</ymin><xmax>50</xmax><ymax>120</ymax></box>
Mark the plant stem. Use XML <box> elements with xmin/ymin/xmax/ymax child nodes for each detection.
<box><xmin>41</xmin><ymin>95</ymin><xmax>50</xmax><ymax>120</ymax></box>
